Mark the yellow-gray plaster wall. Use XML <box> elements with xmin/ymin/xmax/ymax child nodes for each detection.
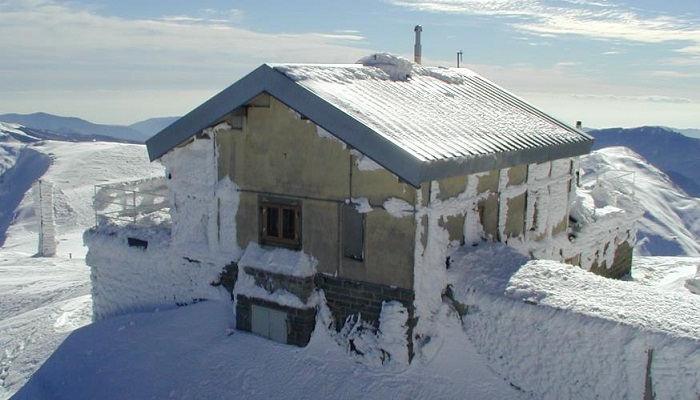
<box><xmin>215</xmin><ymin>94</ymin><xmax>416</xmax><ymax>289</ymax></box>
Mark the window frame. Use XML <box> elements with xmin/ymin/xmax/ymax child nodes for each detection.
<box><xmin>259</xmin><ymin>197</ymin><xmax>302</xmax><ymax>250</ymax></box>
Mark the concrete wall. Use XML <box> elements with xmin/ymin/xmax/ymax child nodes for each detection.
<box><xmin>216</xmin><ymin>95</ymin><xmax>416</xmax><ymax>290</ymax></box>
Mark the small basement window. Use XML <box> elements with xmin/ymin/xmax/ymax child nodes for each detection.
<box><xmin>343</xmin><ymin>204</ymin><xmax>365</xmax><ymax>261</ymax></box>
<box><xmin>260</xmin><ymin>198</ymin><xmax>301</xmax><ymax>249</ymax></box>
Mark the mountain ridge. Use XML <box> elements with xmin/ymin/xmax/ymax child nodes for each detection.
<box><xmin>588</xmin><ymin>126</ymin><xmax>700</xmax><ymax>197</ymax></box>
<box><xmin>0</xmin><ymin>113</ymin><xmax>155</xmax><ymax>143</ymax></box>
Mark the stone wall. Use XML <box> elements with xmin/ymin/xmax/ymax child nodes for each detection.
<box><xmin>317</xmin><ymin>274</ymin><xmax>415</xmax><ymax>328</ymax></box>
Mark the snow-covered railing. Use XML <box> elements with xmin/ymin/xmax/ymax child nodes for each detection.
<box><xmin>94</xmin><ymin>177</ymin><xmax>169</xmax><ymax>226</ymax></box>
<box><xmin>593</xmin><ymin>170</ymin><xmax>635</xmax><ymax>198</ymax></box>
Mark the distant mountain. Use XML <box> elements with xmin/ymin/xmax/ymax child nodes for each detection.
<box><xmin>588</xmin><ymin>126</ymin><xmax>700</xmax><ymax>197</ymax></box>
<box><xmin>0</xmin><ymin>112</ymin><xmax>149</xmax><ymax>143</ymax></box>
<box><xmin>675</xmin><ymin>128</ymin><xmax>700</xmax><ymax>139</ymax></box>
<box><xmin>129</xmin><ymin>117</ymin><xmax>179</xmax><ymax>138</ymax></box>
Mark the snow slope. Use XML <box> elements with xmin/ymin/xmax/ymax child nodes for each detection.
<box><xmin>580</xmin><ymin>147</ymin><xmax>700</xmax><ymax>256</ymax></box>
<box><xmin>0</xmin><ymin>139</ymin><xmax>163</xmax><ymax>398</ymax></box>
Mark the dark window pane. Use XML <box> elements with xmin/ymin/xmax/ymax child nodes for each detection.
<box><xmin>343</xmin><ymin>205</ymin><xmax>364</xmax><ymax>260</ymax></box>
<box><xmin>266</xmin><ymin>207</ymin><xmax>279</xmax><ymax>238</ymax></box>
<box><xmin>282</xmin><ymin>208</ymin><xmax>296</xmax><ymax>239</ymax></box>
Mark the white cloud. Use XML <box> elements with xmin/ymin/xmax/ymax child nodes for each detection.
<box><xmin>390</xmin><ymin>0</ymin><xmax>700</xmax><ymax>55</ymax></box>
<box><xmin>0</xmin><ymin>0</ymin><xmax>374</xmax><ymax>122</ymax></box>
<box><xmin>0</xmin><ymin>0</ymin><xmax>371</xmax><ymax>81</ymax></box>
<box><xmin>555</xmin><ymin>61</ymin><xmax>579</xmax><ymax>68</ymax></box>
<box><xmin>647</xmin><ymin>70</ymin><xmax>700</xmax><ymax>80</ymax></box>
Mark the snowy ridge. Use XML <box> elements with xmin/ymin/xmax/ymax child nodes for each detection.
<box><xmin>581</xmin><ymin>147</ymin><xmax>700</xmax><ymax>256</ymax></box>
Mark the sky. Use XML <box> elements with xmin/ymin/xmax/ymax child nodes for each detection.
<box><xmin>1</xmin><ymin>0</ymin><xmax>699</xmax><ymax>129</ymax></box>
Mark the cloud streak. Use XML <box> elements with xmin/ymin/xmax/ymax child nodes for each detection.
<box><xmin>390</xmin><ymin>0</ymin><xmax>700</xmax><ymax>55</ymax></box>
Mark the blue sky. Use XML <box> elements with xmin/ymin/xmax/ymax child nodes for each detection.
<box><xmin>1</xmin><ymin>0</ymin><xmax>698</xmax><ymax>128</ymax></box>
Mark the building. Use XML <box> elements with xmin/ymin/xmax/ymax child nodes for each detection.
<box><xmin>86</xmin><ymin>53</ymin><xmax>635</xmax><ymax>354</ymax></box>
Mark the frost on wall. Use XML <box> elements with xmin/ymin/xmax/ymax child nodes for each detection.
<box><xmin>160</xmin><ymin>127</ymin><xmax>241</xmax><ymax>259</ymax></box>
<box><xmin>85</xmin><ymin>224</ymin><xmax>230</xmax><ymax>321</ymax></box>
<box><xmin>33</xmin><ymin>179</ymin><xmax>57</xmax><ymax>257</ymax></box>
<box><xmin>332</xmin><ymin>300</ymin><xmax>410</xmax><ymax>369</ymax></box>
<box><xmin>412</xmin><ymin>162</ymin><xmax>577</xmax><ymax>330</ymax></box>
<box><xmin>87</xmin><ymin>125</ymin><xmax>243</xmax><ymax>320</ymax></box>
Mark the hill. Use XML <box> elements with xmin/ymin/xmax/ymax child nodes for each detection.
<box><xmin>0</xmin><ymin>113</ymin><xmax>149</xmax><ymax>144</ymax></box>
<box><xmin>676</xmin><ymin>128</ymin><xmax>700</xmax><ymax>139</ymax></box>
<box><xmin>128</xmin><ymin>116</ymin><xmax>178</xmax><ymax>138</ymax></box>
<box><xmin>588</xmin><ymin>126</ymin><xmax>700</xmax><ymax>197</ymax></box>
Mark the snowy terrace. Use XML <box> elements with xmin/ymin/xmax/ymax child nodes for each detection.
<box><xmin>93</xmin><ymin>177</ymin><xmax>170</xmax><ymax>228</ymax></box>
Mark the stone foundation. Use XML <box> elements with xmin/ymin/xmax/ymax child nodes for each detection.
<box><xmin>317</xmin><ymin>274</ymin><xmax>416</xmax><ymax>359</ymax></box>
<box><xmin>317</xmin><ymin>274</ymin><xmax>415</xmax><ymax>327</ymax></box>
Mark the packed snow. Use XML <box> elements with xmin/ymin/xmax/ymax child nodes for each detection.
<box><xmin>448</xmin><ymin>243</ymin><xmax>700</xmax><ymax>399</ymax></box>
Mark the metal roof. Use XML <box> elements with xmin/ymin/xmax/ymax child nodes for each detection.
<box><xmin>146</xmin><ymin>56</ymin><xmax>593</xmax><ymax>187</ymax></box>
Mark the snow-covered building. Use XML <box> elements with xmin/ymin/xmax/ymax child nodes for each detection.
<box><xmin>85</xmin><ymin>54</ymin><xmax>636</xmax><ymax>351</ymax></box>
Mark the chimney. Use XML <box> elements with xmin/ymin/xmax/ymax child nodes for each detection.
<box><xmin>576</xmin><ymin>121</ymin><xmax>582</xmax><ymax>130</ymax></box>
<box><xmin>414</xmin><ymin>25</ymin><xmax>422</xmax><ymax>64</ymax></box>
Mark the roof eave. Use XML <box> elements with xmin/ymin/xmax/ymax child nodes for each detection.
<box><xmin>419</xmin><ymin>138</ymin><xmax>594</xmax><ymax>184</ymax></box>
<box><xmin>146</xmin><ymin>65</ymin><xmax>275</xmax><ymax>161</ymax></box>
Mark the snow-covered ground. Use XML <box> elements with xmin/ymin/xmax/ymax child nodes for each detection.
<box><xmin>1</xmin><ymin>130</ymin><xmax>699</xmax><ymax>399</ymax></box>
<box><xmin>0</xmin><ymin>135</ymin><xmax>162</xmax><ymax>399</ymax></box>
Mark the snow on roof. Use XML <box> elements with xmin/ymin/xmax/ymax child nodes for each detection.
<box><xmin>272</xmin><ymin>53</ymin><xmax>590</xmax><ymax>163</ymax></box>
<box><xmin>147</xmin><ymin>53</ymin><xmax>593</xmax><ymax>186</ymax></box>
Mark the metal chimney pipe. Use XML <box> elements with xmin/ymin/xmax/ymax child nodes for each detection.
<box><xmin>414</xmin><ymin>25</ymin><xmax>422</xmax><ymax>64</ymax></box>
<box><xmin>576</xmin><ymin>121</ymin><xmax>582</xmax><ymax>129</ymax></box>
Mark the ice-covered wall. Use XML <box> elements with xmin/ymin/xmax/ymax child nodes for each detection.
<box><xmin>33</xmin><ymin>179</ymin><xmax>57</xmax><ymax>257</ymax></box>
<box><xmin>85</xmin><ymin>224</ymin><xmax>231</xmax><ymax>321</ymax></box>
<box><xmin>160</xmin><ymin>128</ymin><xmax>241</xmax><ymax>261</ymax></box>
<box><xmin>87</xmin><ymin>129</ymin><xmax>241</xmax><ymax>320</ymax></box>
<box><xmin>412</xmin><ymin>160</ymin><xmax>583</xmax><ymax>343</ymax></box>
<box><xmin>448</xmin><ymin>244</ymin><xmax>700</xmax><ymax>400</ymax></box>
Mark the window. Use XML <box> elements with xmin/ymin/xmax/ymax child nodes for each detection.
<box><xmin>260</xmin><ymin>199</ymin><xmax>301</xmax><ymax>249</ymax></box>
<box><xmin>343</xmin><ymin>205</ymin><xmax>365</xmax><ymax>261</ymax></box>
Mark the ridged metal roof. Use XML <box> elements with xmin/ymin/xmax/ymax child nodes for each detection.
<box><xmin>147</xmin><ymin>55</ymin><xmax>593</xmax><ymax>187</ymax></box>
